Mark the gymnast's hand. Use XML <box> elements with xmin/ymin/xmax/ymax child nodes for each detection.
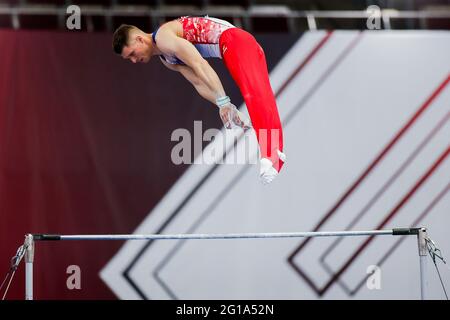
<box><xmin>219</xmin><ymin>103</ymin><xmax>235</xmax><ymax>129</ymax></box>
<box><xmin>232</xmin><ymin>107</ymin><xmax>252</xmax><ymax>131</ymax></box>
<box><xmin>217</xmin><ymin>98</ymin><xmax>252</xmax><ymax>131</ymax></box>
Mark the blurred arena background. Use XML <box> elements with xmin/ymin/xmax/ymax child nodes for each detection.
<box><xmin>0</xmin><ymin>0</ymin><xmax>449</xmax><ymax>300</ymax></box>
<box><xmin>0</xmin><ymin>0</ymin><xmax>449</xmax><ymax>31</ymax></box>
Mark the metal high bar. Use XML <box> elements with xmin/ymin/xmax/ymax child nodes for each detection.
<box><xmin>22</xmin><ymin>227</ymin><xmax>430</xmax><ymax>300</ymax></box>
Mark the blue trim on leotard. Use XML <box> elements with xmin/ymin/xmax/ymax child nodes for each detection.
<box><xmin>152</xmin><ymin>27</ymin><xmax>159</xmax><ymax>44</ymax></box>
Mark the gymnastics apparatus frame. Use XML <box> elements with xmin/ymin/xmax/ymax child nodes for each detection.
<box><xmin>7</xmin><ymin>227</ymin><xmax>438</xmax><ymax>300</ymax></box>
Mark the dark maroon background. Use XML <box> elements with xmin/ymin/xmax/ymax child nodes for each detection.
<box><xmin>0</xmin><ymin>29</ymin><xmax>297</xmax><ymax>299</ymax></box>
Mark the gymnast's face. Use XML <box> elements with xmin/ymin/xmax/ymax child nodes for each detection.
<box><xmin>122</xmin><ymin>34</ymin><xmax>151</xmax><ymax>64</ymax></box>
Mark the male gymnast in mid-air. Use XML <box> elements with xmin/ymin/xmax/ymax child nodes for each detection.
<box><xmin>112</xmin><ymin>16</ymin><xmax>285</xmax><ymax>184</ymax></box>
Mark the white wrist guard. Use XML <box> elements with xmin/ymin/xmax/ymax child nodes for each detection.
<box><xmin>216</xmin><ymin>96</ymin><xmax>231</xmax><ymax>108</ymax></box>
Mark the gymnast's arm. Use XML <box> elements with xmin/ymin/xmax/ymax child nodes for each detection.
<box><xmin>160</xmin><ymin>58</ymin><xmax>218</xmax><ymax>105</ymax></box>
<box><xmin>155</xmin><ymin>28</ymin><xmax>226</xmax><ymax>100</ymax></box>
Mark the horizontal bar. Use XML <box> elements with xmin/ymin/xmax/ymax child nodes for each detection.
<box><xmin>31</xmin><ymin>228</ymin><xmax>420</xmax><ymax>241</ymax></box>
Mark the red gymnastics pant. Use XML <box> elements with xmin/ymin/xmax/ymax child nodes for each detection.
<box><xmin>219</xmin><ymin>28</ymin><xmax>284</xmax><ymax>172</ymax></box>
